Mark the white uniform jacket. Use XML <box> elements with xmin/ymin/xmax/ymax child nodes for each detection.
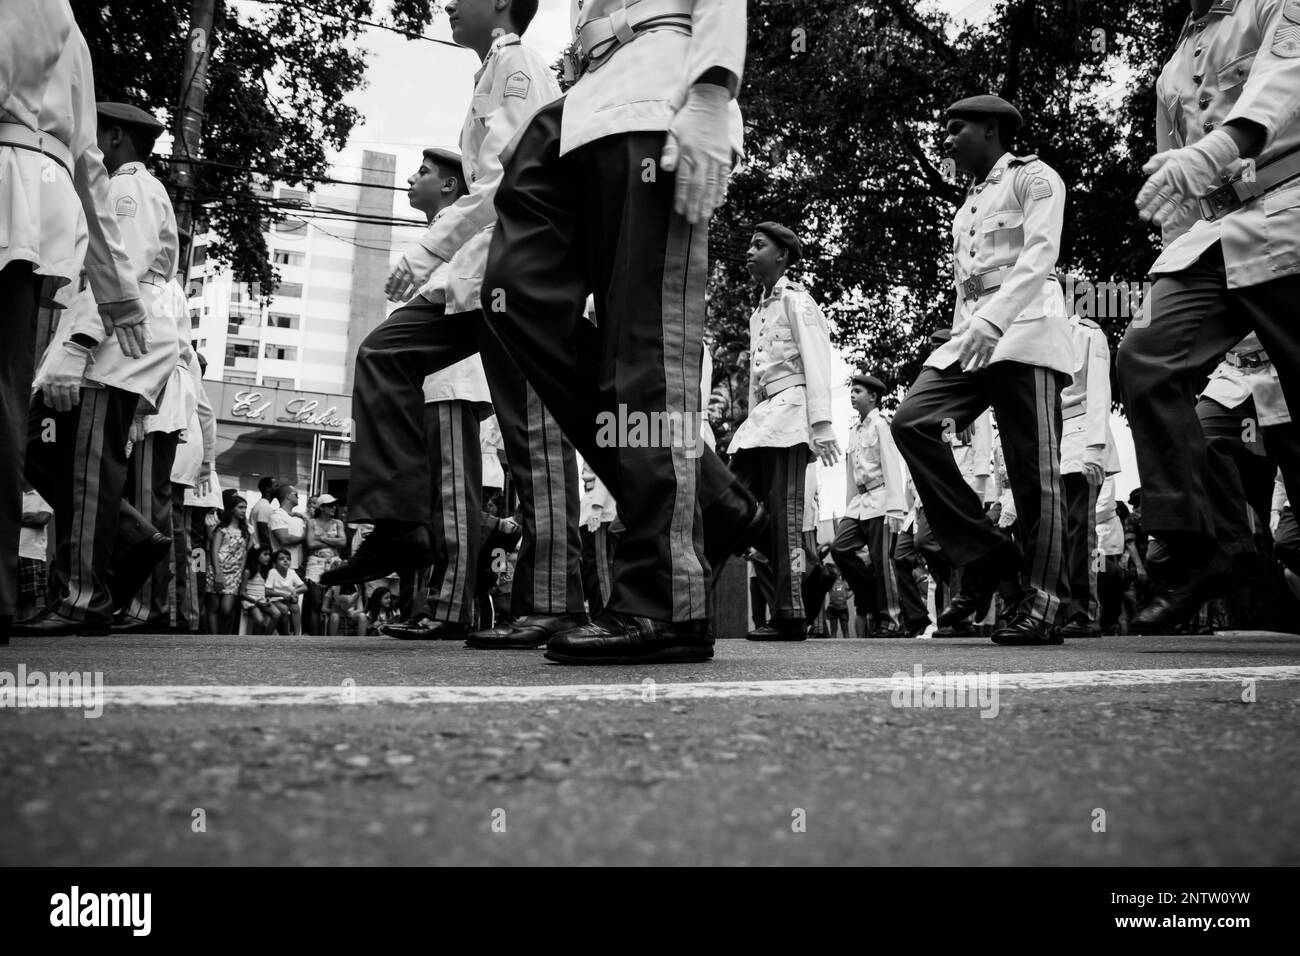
<box><xmin>0</xmin><ymin>0</ymin><xmax>139</xmax><ymax>307</ymax></box>
<box><xmin>415</xmin><ymin>221</ymin><xmax>492</xmax><ymax>406</ymax></box>
<box><xmin>1201</xmin><ymin>331</ymin><xmax>1290</xmax><ymax>425</ymax></box>
<box><xmin>144</xmin><ymin>279</ymin><xmax>196</xmax><ymax>435</ymax></box>
<box><xmin>1096</xmin><ymin>477</ymin><xmax>1125</xmax><ymax>556</ymax></box>
<box><xmin>844</xmin><ymin>408</ymin><xmax>909</xmax><ymax>522</ymax></box>
<box><xmin>414</xmin><ymin>34</ymin><xmax>560</xmax><ymax>313</ymax></box>
<box><xmin>566</xmin><ymin>0</ymin><xmax>745</xmax><ymax>158</ymax></box>
<box><xmin>728</xmin><ymin>275</ymin><xmax>834</xmax><ymax>452</ymax></box>
<box><xmin>1060</xmin><ymin>316</ymin><xmax>1112</xmax><ymax>474</ymax></box>
<box><xmin>1149</xmin><ymin>0</ymin><xmax>1300</xmax><ymax>288</ymax></box>
<box><xmin>580</xmin><ymin>461</ymin><xmax>617</xmax><ymax>530</ymax></box>
<box><xmin>926</xmin><ymin>152</ymin><xmax>1073</xmax><ymax>376</ymax></box>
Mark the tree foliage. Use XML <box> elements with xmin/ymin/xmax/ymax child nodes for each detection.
<box><xmin>708</xmin><ymin>0</ymin><xmax>1188</xmax><ymax>414</ymax></box>
<box><xmin>74</xmin><ymin>0</ymin><xmax>445</xmax><ymax>292</ymax></box>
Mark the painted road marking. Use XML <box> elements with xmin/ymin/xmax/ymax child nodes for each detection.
<box><xmin>77</xmin><ymin>666</ymin><xmax>1300</xmax><ymax>706</ymax></box>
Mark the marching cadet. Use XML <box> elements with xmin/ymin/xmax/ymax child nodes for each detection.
<box><xmin>1188</xmin><ymin>335</ymin><xmax>1300</xmax><ymax>627</ymax></box>
<box><xmin>832</xmin><ymin>373</ymin><xmax>925</xmax><ymax>638</ymax></box>
<box><xmin>17</xmin><ymin>102</ymin><xmax>181</xmax><ymax>637</ymax></box>
<box><xmin>72</xmin><ymin>103</ymin><xmax>189</xmax><ymax>634</ymax></box>
<box><xmin>728</xmin><ymin>222</ymin><xmax>839</xmax><ymax>642</ymax></box>
<box><xmin>1056</xmin><ymin>289</ymin><xmax>1114</xmax><ymax>638</ymax></box>
<box><xmin>1120</xmin><ymin>0</ymin><xmax>1300</xmax><ymax>630</ymax></box>
<box><xmin>0</xmin><ymin>0</ymin><xmax>148</xmax><ymax>643</ymax></box>
<box><xmin>376</xmin><ymin>148</ymin><xmax>492</xmax><ymax>641</ymax></box>
<box><xmin>891</xmin><ymin>94</ymin><xmax>1073</xmax><ymax>646</ymax></box>
<box><xmin>324</xmin><ymin>0</ymin><xmax>591</xmax><ymax>652</ymax></box>
<box><xmin>479</xmin><ymin>0</ymin><xmax>769</xmax><ymax>664</ymax></box>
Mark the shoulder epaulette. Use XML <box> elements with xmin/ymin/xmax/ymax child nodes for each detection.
<box><xmin>1079</xmin><ymin>317</ymin><xmax>1101</xmax><ymax>329</ymax></box>
<box><xmin>1008</xmin><ymin>154</ymin><xmax>1038</xmax><ymax>167</ymax></box>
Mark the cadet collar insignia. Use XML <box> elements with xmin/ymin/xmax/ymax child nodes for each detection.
<box><xmin>112</xmin><ymin>162</ymin><xmax>142</xmax><ymax>177</ymax></box>
<box><xmin>1209</xmin><ymin>0</ymin><xmax>1240</xmax><ymax>13</ymax></box>
<box><xmin>986</xmin><ymin>168</ymin><xmax>1004</xmax><ymax>184</ymax></box>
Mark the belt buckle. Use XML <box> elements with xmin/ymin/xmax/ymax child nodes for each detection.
<box><xmin>961</xmin><ymin>275</ymin><xmax>983</xmax><ymax>300</ymax></box>
<box><xmin>1200</xmin><ymin>182</ymin><xmax>1241</xmax><ymax>222</ymax></box>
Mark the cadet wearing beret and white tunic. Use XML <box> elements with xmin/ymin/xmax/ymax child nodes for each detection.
<box><xmin>891</xmin><ymin>94</ymin><xmax>1072</xmax><ymax>646</ymax></box>
<box><xmin>0</xmin><ymin>3</ymin><xmax>150</xmax><ymax>641</ymax></box>
<box><xmin>729</xmin><ymin>222</ymin><xmax>839</xmax><ymax>641</ymax></box>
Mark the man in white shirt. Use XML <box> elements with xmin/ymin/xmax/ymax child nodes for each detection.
<box><xmin>269</xmin><ymin>484</ymin><xmax>306</xmax><ymax>571</ymax></box>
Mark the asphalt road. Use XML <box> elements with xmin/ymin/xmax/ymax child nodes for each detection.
<box><xmin>2</xmin><ymin>631</ymin><xmax>1299</xmax><ymax>866</ymax></box>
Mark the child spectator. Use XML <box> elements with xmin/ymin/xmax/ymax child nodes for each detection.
<box><xmin>210</xmin><ymin>490</ymin><xmax>250</xmax><ymax>633</ymax></box>
<box><xmin>240</xmin><ymin>546</ymin><xmax>280</xmax><ymax>634</ymax></box>
<box><xmin>266</xmin><ymin>549</ymin><xmax>307</xmax><ymax>635</ymax></box>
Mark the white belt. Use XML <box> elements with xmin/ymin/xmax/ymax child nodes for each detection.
<box><xmin>957</xmin><ymin>265</ymin><xmax>1014</xmax><ymax>302</ymax></box>
<box><xmin>1062</xmin><ymin>404</ymin><xmax>1086</xmax><ymax>421</ymax></box>
<box><xmin>1200</xmin><ymin>145</ymin><xmax>1300</xmax><ymax>222</ymax></box>
<box><xmin>574</xmin><ymin>0</ymin><xmax>693</xmax><ymax>75</ymax></box>
<box><xmin>0</xmin><ymin>121</ymin><xmax>73</xmax><ymax>177</ymax></box>
<box><xmin>754</xmin><ymin>372</ymin><xmax>805</xmax><ymax>403</ymax></box>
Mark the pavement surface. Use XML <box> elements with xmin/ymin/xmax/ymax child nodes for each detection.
<box><xmin>2</xmin><ymin>631</ymin><xmax>1299</xmax><ymax>866</ymax></box>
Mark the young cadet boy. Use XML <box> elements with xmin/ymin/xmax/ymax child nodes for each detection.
<box><xmin>379</xmin><ymin>147</ymin><xmax>492</xmax><ymax>641</ymax></box>
<box><xmin>891</xmin><ymin>94</ymin><xmax>1073</xmax><ymax>646</ymax></box>
<box><xmin>0</xmin><ymin>1</ymin><xmax>148</xmax><ymax>643</ymax></box>
<box><xmin>17</xmin><ymin>101</ymin><xmax>180</xmax><ymax>636</ymax></box>
<box><xmin>729</xmin><ymin>222</ymin><xmax>839</xmax><ymax>641</ymax></box>
<box><xmin>326</xmin><ymin>0</ymin><xmax>589</xmax><ymax>651</ymax></box>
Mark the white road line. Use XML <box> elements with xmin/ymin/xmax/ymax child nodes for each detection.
<box><xmin>82</xmin><ymin>666</ymin><xmax>1300</xmax><ymax>707</ymax></box>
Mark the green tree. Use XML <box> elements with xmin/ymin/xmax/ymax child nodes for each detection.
<box><xmin>708</xmin><ymin>0</ymin><xmax>1186</xmax><ymax>420</ymax></box>
<box><xmin>74</xmin><ymin>0</ymin><xmax>443</xmax><ymax>292</ymax></box>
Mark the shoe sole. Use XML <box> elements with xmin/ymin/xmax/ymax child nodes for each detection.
<box><xmin>543</xmin><ymin>646</ymin><xmax>714</xmax><ymax>664</ymax></box>
<box><xmin>745</xmin><ymin>634</ymin><xmax>807</xmax><ymax>642</ymax></box>
<box><xmin>322</xmin><ymin>550</ymin><xmax>438</xmax><ymax>588</ymax></box>
<box><xmin>464</xmin><ymin>638</ymin><xmax>548</xmax><ymax>649</ymax></box>
<box><xmin>990</xmin><ymin>635</ymin><xmax>1064</xmax><ymax>646</ymax></box>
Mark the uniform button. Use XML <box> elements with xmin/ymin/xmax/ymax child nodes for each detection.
<box><xmin>1199</xmin><ymin>95</ymin><xmax>1211</xmax><ymax>108</ymax></box>
<box><xmin>1203</xmin><ymin>122</ymin><xmax>1215</xmax><ymax>133</ymax></box>
<box><xmin>970</xmin><ymin>206</ymin><xmax>977</xmax><ymax>213</ymax></box>
<box><xmin>1193</xmin><ymin>74</ymin><xmax>1203</xmax><ymax>83</ymax></box>
<box><xmin>1194</xmin><ymin>46</ymin><xmax>1204</xmax><ymax>56</ymax></box>
<box><xmin>998</xmin><ymin>219</ymin><xmax>1005</xmax><ymax>226</ymax></box>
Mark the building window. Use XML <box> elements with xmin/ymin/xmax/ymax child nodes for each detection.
<box><xmin>187</xmin><ymin>279</ymin><xmax>203</xmax><ymax>298</ymax></box>
<box><xmin>262</xmin><ymin>376</ymin><xmax>295</xmax><ymax>389</ymax></box>
<box><xmin>192</xmin><ymin>245</ymin><xmax>207</xmax><ymax>266</ymax></box>
<box><xmin>264</xmin><ymin>344</ymin><xmax>298</xmax><ymax>362</ymax></box>
<box><xmin>266</xmin><ymin>312</ymin><xmax>299</xmax><ymax>330</ymax></box>
<box><xmin>225</xmin><ymin>342</ymin><xmax>257</xmax><ymax>366</ymax></box>
<box><xmin>274</xmin><ymin>281</ymin><xmax>303</xmax><ymax>299</ymax></box>
<box><xmin>224</xmin><ymin>372</ymin><xmax>256</xmax><ymax>385</ymax></box>
<box><xmin>279</xmin><ymin>188</ymin><xmax>309</xmax><ymax>205</ymax></box>
<box><xmin>274</xmin><ymin>217</ymin><xmax>307</xmax><ymax>236</ymax></box>
<box><xmin>273</xmin><ymin>250</ymin><xmax>305</xmax><ymax>267</ymax></box>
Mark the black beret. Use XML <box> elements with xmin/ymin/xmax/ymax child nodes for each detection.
<box><xmin>753</xmin><ymin>221</ymin><xmax>801</xmax><ymax>263</ymax></box>
<box><xmin>96</xmin><ymin>102</ymin><xmax>166</xmax><ymax>134</ymax></box>
<box><xmin>851</xmin><ymin>372</ymin><xmax>886</xmax><ymax>393</ymax></box>
<box><xmin>946</xmin><ymin>95</ymin><xmax>1023</xmax><ymax>135</ymax></box>
<box><xmin>422</xmin><ymin>146</ymin><xmax>464</xmax><ymax>177</ymax></box>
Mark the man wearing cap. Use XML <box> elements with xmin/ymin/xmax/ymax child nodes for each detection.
<box><xmin>1117</xmin><ymin>0</ymin><xmax>1300</xmax><ymax>631</ymax></box>
<box><xmin>17</xmin><ymin>100</ymin><xmax>180</xmax><ymax>637</ymax></box>
<box><xmin>0</xmin><ymin>1</ymin><xmax>149</xmax><ymax>643</ymax></box>
<box><xmin>833</xmin><ymin>372</ymin><xmax>926</xmax><ymax>638</ymax></box>
<box><xmin>326</xmin><ymin>2</ymin><xmax>591</xmax><ymax>651</ymax></box>
<box><xmin>376</xmin><ymin>149</ymin><xmax>492</xmax><ymax>641</ymax></box>
<box><xmin>727</xmin><ymin>222</ymin><xmax>838</xmax><ymax>641</ymax></box>
<box><xmin>1056</xmin><ymin>285</ymin><xmax>1115</xmax><ymax>638</ymax></box>
<box><xmin>891</xmin><ymin>94</ymin><xmax>1073</xmax><ymax>646</ymax></box>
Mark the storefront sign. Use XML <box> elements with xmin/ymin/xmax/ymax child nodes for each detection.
<box><xmin>209</xmin><ymin>381</ymin><xmax>353</xmax><ymax>434</ymax></box>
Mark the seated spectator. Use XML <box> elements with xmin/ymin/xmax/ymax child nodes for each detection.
<box><xmin>18</xmin><ymin>483</ymin><xmax>52</xmax><ymax>623</ymax></box>
<box><xmin>266</xmin><ymin>549</ymin><xmax>307</xmax><ymax>635</ymax></box>
<box><xmin>364</xmin><ymin>586</ymin><xmax>398</xmax><ymax>634</ymax></box>
<box><xmin>241</xmin><ymin>546</ymin><xmax>281</xmax><ymax>634</ymax></box>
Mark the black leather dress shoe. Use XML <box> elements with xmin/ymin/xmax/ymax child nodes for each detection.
<box><xmin>465</xmin><ymin>612</ymin><xmax>589</xmax><ymax>649</ymax></box>
<box><xmin>991</xmin><ymin>613</ymin><xmax>1062</xmax><ymax>646</ymax></box>
<box><xmin>545</xmin><ymin>612</ymin><xmax>713</xmax><ymax>664</ymax></box>
<box><xmin>321</xmin><ymin>525</ymin><xmax>437</xmax><ymax>587</ymax></box>
<box><xmin>1058</xmin><ymin>616</ymin><xmax>1102</xmax><ymax>637</ymax></box>
<box><xmin>940</xmin><ymin>542</ymin><xmax>1019</xmax><ymax>627</ymax></box>
<box><xmin>12</xmin><ymin>612</ymin><xmax>110</xmax><ymax>637</ymax></box>
<box><xmin>380</xmin><ymin>617</ymin><xmax>474</xmax><ymax>641</ymax></box>
<box><xmin>934</xmin><ymin>623</ymin><xmax>979</xmax><ymax>637</ymax></box>
<box><xmin>1131</xmin><ymin>563</ymin><xmax>1232</xmax><ymax>634</ymax></box>
<box><xmin>746</xmin><ymin>618</ymin><xmax>807</xmax><ymax>641</ymax></box>
<box><xmin>111</xmin><ymin>616</ymin><xmax>170</xmax><ymax>634</ymax></box>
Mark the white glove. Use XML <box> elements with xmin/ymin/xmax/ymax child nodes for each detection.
<box><xmin>660</xmin><ymin>83</ymin><xmax>733</xmax><ymax>225</ymax></box>
<box><xmin>885</xmin><ymin>514</ymin><xmax>905</xmax><ymax>535</ymax></box>
<box><xmin>386</xmin><ymin>244</ymin><xmax>446</xmax><ymax>303</ymax></box>
<box><xmin>99</xmin><ymin>298</ymin><xmax>150</xmax><ymax>358</ymax></box>
<box><xmin>129</xmin><ymin>415</ymin><xmax>146</xmax><ymax>444</ymax></box>
<box><xmin>956</xmin><ymin>316</ymin><xmax>1002</xmax><ymax>373</ymax></box>
<box><xmin>40</xmin><ymin>341</ymin><xmax>93</xmax><ymax>412</ymax></box>
<box><xmin>1136</xmin><ymin>129</ymin><xmax>1239</xmax><ymax>228</ymax></box>
<box><xmin>810</xmin><ymin>420</ymin><xmax>841</xmax><ymax>466</ymax></box>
